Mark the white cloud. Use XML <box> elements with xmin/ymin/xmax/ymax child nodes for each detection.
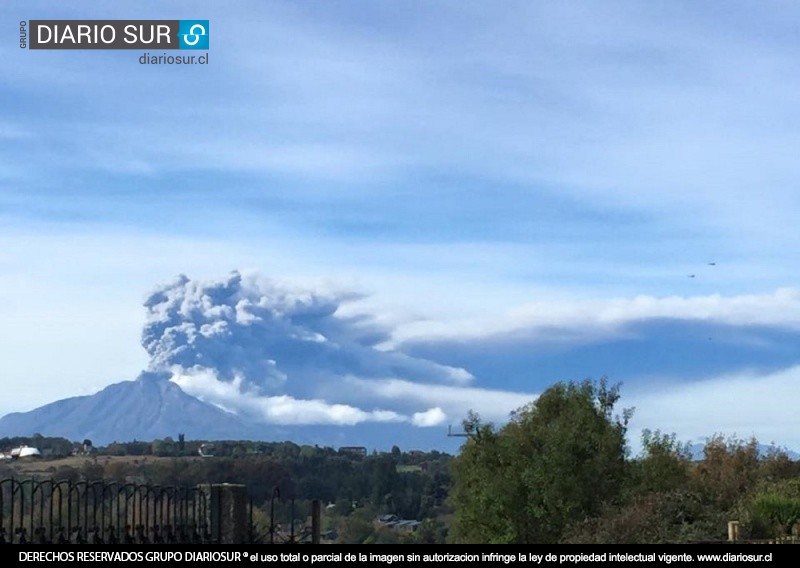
<box><xmin>393</xmin><ymin>288</ymin><xmax>800</xmax><ymax>345</ymax></box>
<box><xmin>345</xmin><ymin>376</ymin><xmax>536</xmax><ymax>423</ymax></box>
<box><xmin>170</xmin><ymin>367</ymin><xmax>407</xmax><ymax>426</ymax></box>
<box><xmin>412</xmin><ymin>407</ymin><xmax>447</xmax><ymax>427</ymax></box>
<box><xmin>627</xmin><ymin>365</ymin><xmax>800</xmax><ymax>450</ymax></box>
<box><xmin>170</xmin><ymin>366</ymin><xmax>452</xmax><ymax>428</ymax></box>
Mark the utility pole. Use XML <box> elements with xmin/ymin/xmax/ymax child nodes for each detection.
<box><xmin>447</xmin><ymin>425</ymin><xmax>471</xmax><ymax>438</ymax></box>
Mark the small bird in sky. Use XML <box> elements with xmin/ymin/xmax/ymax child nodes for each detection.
<box><xmin>708</xmin><ymin>262</ymin><xmax>716</xmax><ymax>266</ymax></box>
<box><xmin>688</xmin><ymin>274</ymin><xmax>696</xmax><ymax>278</ymax></box>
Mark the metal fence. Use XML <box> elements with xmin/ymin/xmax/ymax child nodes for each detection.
<box><xmin>260</xmin><ymin>487</ymin><xmax>319</xmax><ymax>544</ymax></box>
<box><xmin>0</xmin><ymin>478</ymin><xmax>320</xmax><ymax>544</ymax></box>
<box><xmin>0</xmin><ymin>478</ymin><xmax>213</xmax><ymax>544</ymax></box>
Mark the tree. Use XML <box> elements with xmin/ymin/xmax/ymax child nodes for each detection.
<box><xmin>560</xmin><ymin>429</ymin><xmax>703</xmax><ymax>544</ymax></box>
<box><xmin>369</xmin><ymin>454</ymin><xmax>399</xmax><ymax>511</ymax></box>
<box><xmin>336</xmin><ymin>509</ymin><xmax>376</xmax><ymax>544</ymax></box>
<box><xmin>562</xmin><ymin>491</ymin><xmax>698</xmax><ymax>544</ymax></box>
<box><xmin>450</xmin><ymin>377</ymin><xmax>631</xmax><ymax>543</ymax></box>
<box><xmin>410</xmin><ymin>518</ymin><xmax>448</xmax><ymax>544</ymax></box>
<box><xmin>750</xmin><ymin>492</ymin><xmax>800</xmax><ymax>537</ymax></box>
<box><xmin>746</xmin><ymin>479</ymin><xmax>800</xmax><ymax>538</ymax></box>
<box><xmin>448</xmin><ymin>414</ymin><xmax>516</xmax><ymax>543</ymax></box>
<box><xmin>629</xmin><ymin>429</ymin><xmax>691</xmax><ymax>495</ymax></box>
<box><xmin>691</xmin><ymin>435</ymin><xmax>760</xmax><ymax>512</ymax></box>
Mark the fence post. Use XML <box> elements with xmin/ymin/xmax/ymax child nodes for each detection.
<box><xmin>727</xmin><ymin>520</ymin><xmax>740</xmax><ymax>543</ymax></box>
<box><xmin>208</xmin><ymin>484</ymin><xmax>249</xmax><ymax>544</ymax></box>
<box><xmin>311</xmin><ymin>500</ymin><xmax>321</xmax><ymax>544</ymax></box>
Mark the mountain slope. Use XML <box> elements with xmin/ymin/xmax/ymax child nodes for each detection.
<box><xmin>0</xmin><ymin>374</ymin><xmax>264</xmax><ymax>445</ymax></box>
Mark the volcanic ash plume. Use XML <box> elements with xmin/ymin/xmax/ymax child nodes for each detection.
<box><xmin>138</xmin><ymin>271</ymin><xmax>461</xmax><ymax>426</ymax></box>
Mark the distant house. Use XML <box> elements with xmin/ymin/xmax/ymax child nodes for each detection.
<box><xmin>374</xmin><ymin>514</ymin><xmax>421</xmax><ymax>532</ymax></box>
<box><xmin>72</xmin><ymin>440</ymin><xmax>94</xmax><ymax>456</ymax></box>
<box><xmin>9</xmin><ymin>445</ymin><xmax>41</xmax><ymax>459</ymax></box>
<box><xmin>393</xmin><ymin>520</ymin><xmax>422</xmax><ymax>531</ymax></box>
<box><xmin>338</xmin><ymin>446</ymin><xmax>367</xmax><ymax>457</ymax></box>
<box><xmin>198</xmin><ymin>443</ymin><xmax>215</xmax><ymax>457</ymax></box>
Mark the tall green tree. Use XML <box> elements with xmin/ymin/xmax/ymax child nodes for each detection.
<box><xmin>450</xmin><ymin>378</ymin><xmax>631</xmax><ymax>543</ymax></box>
<box><xmin>629</xmin><ymin>429</ymin><xmax>692</xmax><ymax>495</ymax></box>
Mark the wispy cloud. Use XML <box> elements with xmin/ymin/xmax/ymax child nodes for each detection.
<box><xmin>344</xmin><ymin>376</ymin><xmax>536</xmax><ymax>424</ymax></box>
<box><xmin>393</xmin><ymin>288</ymin><xmax>800</xmax><ymax>345</ymax></box>
<box><xmin>628</xmin><ymin>365</ymin><xmax>800</xmax><ymax>450</ymax></box>
<box><xmin>170</xmin><ymin>367</ymin><xmax>409</xmax><ymax>426</ymax></box>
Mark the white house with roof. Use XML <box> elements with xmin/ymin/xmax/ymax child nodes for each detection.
<box><xmin>8</xmin><ymin>445</ymin><xmax>41</xmax><ymax>459</ymax></box>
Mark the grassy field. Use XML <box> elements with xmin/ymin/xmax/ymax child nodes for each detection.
<box><xmin>1</xmin><ymin>454</ymin><xmax>199</xmax><ymax>478</ymax></box>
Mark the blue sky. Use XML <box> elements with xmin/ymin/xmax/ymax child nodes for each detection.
<box><xmin>2</xmin><ymin>1</ymin><xmax>800</xmax><ymax>452</ymax></box>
